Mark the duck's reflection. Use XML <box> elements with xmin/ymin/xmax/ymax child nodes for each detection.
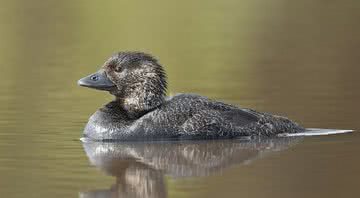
<box><xmin>79</xmin><ymin>137</ymin><xmax>301</xmax><ymax>198</ymax></box>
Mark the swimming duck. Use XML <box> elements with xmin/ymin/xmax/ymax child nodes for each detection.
<box><xmin>78</xmin><ymin>52</ymin><xmax>304</xmax><ymax>141</ymax></box>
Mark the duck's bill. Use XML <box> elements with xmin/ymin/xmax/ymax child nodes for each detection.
<box><xmin>278</xmin><ymin>128</ymin><xmax>354</xmax><ymax>137</ymax></box>
<box><xmin>77</xmin><ymin>70</ymin><xmax>116</xmax><ymax>91</ymax></box>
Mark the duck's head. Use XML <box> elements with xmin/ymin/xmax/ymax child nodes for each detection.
<box><xmin>78</xmin><ymin>52</ymin><xmax>167</xmax><ymax>117</ymax></box>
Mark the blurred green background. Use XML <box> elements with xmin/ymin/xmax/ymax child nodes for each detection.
<box><xmin>0</xmin><ymin>0</ymin><xmax>359</xmax><ymax>198</ymax></box>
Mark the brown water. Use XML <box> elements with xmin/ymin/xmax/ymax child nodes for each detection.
<box><xmin>0</xmin><ymin>0</ymin><xmax>359</xmax><ymax>197</ymax></box>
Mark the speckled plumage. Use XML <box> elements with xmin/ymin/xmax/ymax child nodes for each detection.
<box><xmin>81</xmin><ymin>52</ymin><xmax>305</xmax><ymax>141</ymax></box>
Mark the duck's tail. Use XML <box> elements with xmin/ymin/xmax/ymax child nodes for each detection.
<box><xmin>278</xmin><ymin>128</ymin><xmax>354</xmax><ymax>137</ymax></box>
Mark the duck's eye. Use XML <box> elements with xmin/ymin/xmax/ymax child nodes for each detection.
<box><xmin>115</xmin><ymin>66</ymin><xmax>123</xmax><ymax>73</ymax></box>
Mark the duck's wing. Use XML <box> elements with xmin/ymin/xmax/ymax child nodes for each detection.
<box><xmin>221</xmin><ymin>108</ymin><xmax>260</xmax><ymax>126</ymax></box>
<box><xmin>206</xmin><ymin>101</ymin><xmax>261</xmax><ymax>126</ymax></box>
<box><xmin>180</xmin><ymin>108</ymin><xmax>259</xmax><ymax>137</ymax></box>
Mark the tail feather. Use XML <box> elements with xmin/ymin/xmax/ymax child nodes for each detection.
<box><xmin>278</xmin><ymin>128</ymin><xmax>354</xmax><ymax>137</ymax></box>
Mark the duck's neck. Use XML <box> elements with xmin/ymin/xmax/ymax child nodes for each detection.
<box><xmin>116</xmin><ymin>86</ymin><xmax>166</xmax><ymax>119</ymax></box>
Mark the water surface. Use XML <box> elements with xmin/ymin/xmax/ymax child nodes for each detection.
<box><xmin>0</xmin><ymin>0</ymin><xmax>359</xmax><ymax>198</ymax></box>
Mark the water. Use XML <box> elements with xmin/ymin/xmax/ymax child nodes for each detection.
<box><xmin>0</xmin><ymin>0</ymin><xmax>359</xmax><ymax>198</ymax></box>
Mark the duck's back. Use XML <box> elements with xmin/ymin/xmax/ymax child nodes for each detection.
<box><xmin>149</xmin><ymin>94</ymin><xmax>260</xmax><ymax>135</ymax></box>
<box><xmin>83</xmin><ymin>94</ymin><xmax>304</xmax><ymax>141</ymax></box>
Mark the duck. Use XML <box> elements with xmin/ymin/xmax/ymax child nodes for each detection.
<box><xmin>78</xmin><ymin>51</ymin><xmax>305</xmax><ymax>141</ymax></box>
